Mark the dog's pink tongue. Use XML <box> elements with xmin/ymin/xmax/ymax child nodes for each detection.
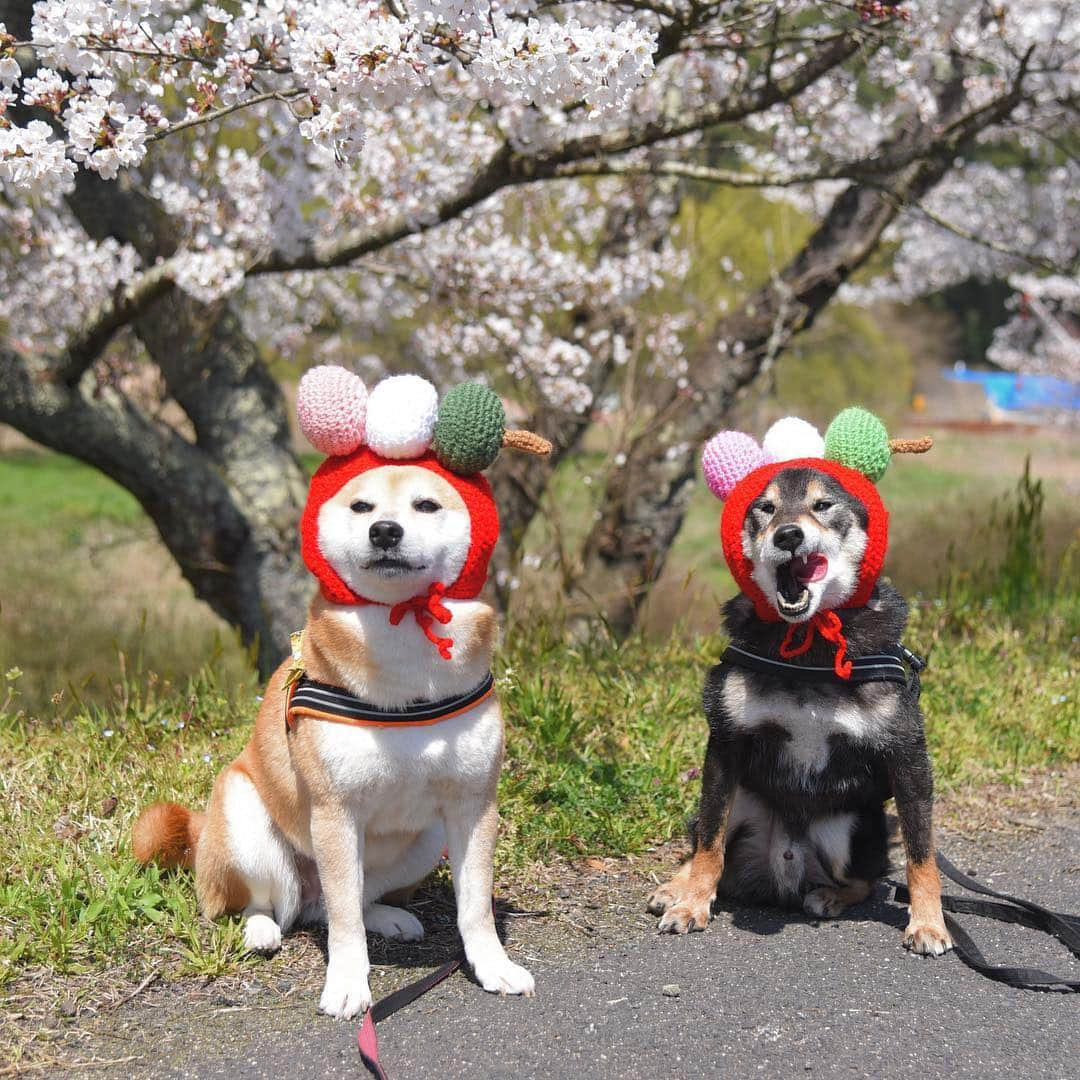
<box><xmin>793</xmin><ymin>554</ymin><xmax>828</xmax><ymax>583</ymax></box>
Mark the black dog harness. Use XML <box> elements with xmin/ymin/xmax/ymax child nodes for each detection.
<box><xmin>720</xmin><ymin>641</ymin><xmax>925</xmax><ymax>689</ymax></box>
<box><xmin>286</xmin><ymin>671</ymin><xmax>495</xmax><ymax>731</ymax></box>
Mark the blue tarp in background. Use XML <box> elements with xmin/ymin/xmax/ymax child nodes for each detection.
<box><xmin>946</xmin><ymin>366</ymin><xmax>1080</xmax><ymax>411</ymax></box>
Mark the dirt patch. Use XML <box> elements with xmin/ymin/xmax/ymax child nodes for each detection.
<box><xmin>935</xmin><ymin>763</ymin><xmax>1080</xmax><ymax>839</ymax></box>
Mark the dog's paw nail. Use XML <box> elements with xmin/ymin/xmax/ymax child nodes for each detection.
<box><xmin>657</xmin><ymin>902</ymin><xmax>710</xmax><ymax>935</ymax></box>
<box><xmin>903</xmin><ymin>922</ymin><xmax>953</xmax><ymax>956</ymax></box>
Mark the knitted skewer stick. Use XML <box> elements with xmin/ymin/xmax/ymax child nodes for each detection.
<box><xmin>502</xmin><ymin>429</ymin><xmax>553</xmax><ymax>456</ymax></box>
<box><xmin>888</xmin><ymin>436</ymin><xmax>934</xmax><ymax>454</ymax></box>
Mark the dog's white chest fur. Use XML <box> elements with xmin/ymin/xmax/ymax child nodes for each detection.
<box><xmin>315</xmin><ymin>698</ymin><xmax>503</xmax><ymax>827</ymax></box>
<box><xmin>721</xmin><ymin>671</ymin><xmax>894</xmax><ymax>773</ymax></box>
<box><xmin>312</xmin><ymin>602</ymin><xmax>502</xmax><ymax>829</ymax></box>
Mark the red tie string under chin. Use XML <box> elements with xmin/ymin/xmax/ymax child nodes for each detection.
<box><xmin>779</xmin><ymin>609</ymin><xmax>853</xmax><ymax>680</ymax></box>
<box><xmin>389</xmin><ymin>581</ymin><xmax>455</xmax><ymax>660</ymax></box>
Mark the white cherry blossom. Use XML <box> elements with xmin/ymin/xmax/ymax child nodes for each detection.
<box><xmin>0</xmin><ymin>0</ymin><xmax>1075</xmax><ymax>378</ymax></box>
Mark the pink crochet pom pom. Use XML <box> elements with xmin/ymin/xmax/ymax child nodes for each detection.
<box><xmin>702</xmin><ymin>431</ymin><xmax>765</xmax><ymax>501</ymax></box>
<box><xmin>297</xmin><ymin>365</ymin><xmax>368</xmax><ymax>457</ymax></box>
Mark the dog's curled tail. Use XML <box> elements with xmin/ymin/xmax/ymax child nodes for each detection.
<box><xmin>132</xmin><ymin>802</ymin><xmax>205</xmax><ymax>870</ymax></box>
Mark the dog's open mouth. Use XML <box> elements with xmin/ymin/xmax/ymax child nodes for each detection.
<box><xmin>363</xmin><ymin>556</ymin><xmax>427</xmax><ymax>577</ymax></box>
<box><xmin>775</xmin><ymin>553</ymin><xmax>828</xmax><ymax>617</ymax></box>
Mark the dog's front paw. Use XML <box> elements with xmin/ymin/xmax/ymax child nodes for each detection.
<box><xmin>657</xmin><ymin>897</ymin><xmax>713</xmax><ymax>934</ymax></box>
<box><xmin>903</xmin><ymin>919</ymin><xmax>953</xmax><ymax>956</ymax></box>
<box><xmin>646</xmin><ymin>877</ymin><xmax>687</xmax><ymax>915</ymax></box>
<box><xmin>319</xmin><ymin>961</ymin><xmax>372</xmax><ymax>1019</ymax></box>
<box><xmin>471</xmin><ymin>955</ymin><xmax>535</xmax><ymax>997</ymax></box>
<box><xmin>803</xmin><ymin>887</ymin><xmax>847</xmax><ymax>919</ymax></box>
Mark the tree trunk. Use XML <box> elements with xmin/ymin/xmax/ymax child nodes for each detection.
<box><xmin>68</xmin><ymin>192</ymin><xmax>310</xmax><ymax>677</ymax></box>
<box><xmin>2</xmin><ymin>0</ymin><xmax>311</xmax><ymax>675</ymax></box>
<box><xmin>132</xmin><ymin>297</ymin><xmax>312</xmax><ymax>674</ymax></box>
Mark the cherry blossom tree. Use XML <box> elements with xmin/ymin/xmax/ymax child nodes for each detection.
<box><xmin>1</xmin><ymin>0</ymin><xmax>1076</xmax><ymax>668</ymax></box>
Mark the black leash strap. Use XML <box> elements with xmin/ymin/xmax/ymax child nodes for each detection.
<box><xmin>371</xmin><ymin>955</ymin><xmax>463</xmax><ymax>1023</ymax></box>
<box><xmin>891</xmin><ymin>851</ymin><xmax>1080</xmax><ymax>991</ymax></box>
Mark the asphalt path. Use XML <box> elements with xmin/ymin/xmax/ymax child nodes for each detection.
<box><xmin>81</xmin><ymin>817</ymin><xmax>1078</xmax><ymax>1079</ymax></box>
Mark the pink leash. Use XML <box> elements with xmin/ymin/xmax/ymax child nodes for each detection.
<box><xmin>357</xmin><ymin>896</ymin><xmax>501</xmax><ymax>1077</ymax></box>
<box><xmin>357</xmin><ymin>955</ymin><xmax>464</xmax><ymax>1079</ymax></box>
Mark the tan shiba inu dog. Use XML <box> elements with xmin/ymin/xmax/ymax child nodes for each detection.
<box><xmin>134</xmin><ymin>370</ymin><xmax>548</xmax><ymax>1018</ymax></box>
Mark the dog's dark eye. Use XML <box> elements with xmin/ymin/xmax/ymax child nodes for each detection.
<box><xmin>756</xmin><ymin>501</ymin><xmax>775</xmax><ymax>515</ymax></box>
<box><xmin>413</xmin><ymin>498</ymin><xmax>441</xmax><ymax>514</ymax></box>
<box><xmin>350</xmin><ymin>500</ymin><xmax>374</xmax><ymax>514</ymax></box>
<box><xmin>813</xmin><ymin>499</ymin><xmax>834</xmax><ymax>512</ymax></box>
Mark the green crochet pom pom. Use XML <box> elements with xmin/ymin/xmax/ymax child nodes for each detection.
<box><xmin>432</xmin><ymin>383</ymin><xmax>506</xmax><ymax>475</ymax></box>
<box><xmin>824</xmin><ymin>407</ymin><xmax>891</xmax><ymax>482</ymax></box>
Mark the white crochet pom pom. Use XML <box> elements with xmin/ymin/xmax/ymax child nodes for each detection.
<box><xmin>762</xmin><ymin>416</ymin><xmax>825</xmax><ymax>463</ymax></box>
<box><xmin>365</xmin><ymin>374</ymin><xmax>439</xmax><ymax>459</ymax></box>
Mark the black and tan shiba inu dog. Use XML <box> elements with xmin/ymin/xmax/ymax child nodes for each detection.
<box><xmin>648</xmin><ymin>426</ymin><xmax>952</xmax><ymax>957</ymax></box>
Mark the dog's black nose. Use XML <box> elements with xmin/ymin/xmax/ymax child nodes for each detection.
<box><xmin>369</xmin><ymin>520</ymin><xmax>404</xmax><ymax>550</ymax></box>
<box><xmin>773</xmin><ymin>524</ymin><xmax>804</xmax><ymax>552</ymax></box>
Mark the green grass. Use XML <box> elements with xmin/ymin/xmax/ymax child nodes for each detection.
<box><xmin>0</xmin><ymin>452</ymin><xmax>144</xmax><ymax>538</ymax></box>
<box><xmin>1</xmin><ymin>597</ymin><xmax>1076</xmax><ymax>986</ymax></box>
<box><xmin>0</xmin><ymin>453</ymin><xmax>251</xmax><ymax>709</ymax></box>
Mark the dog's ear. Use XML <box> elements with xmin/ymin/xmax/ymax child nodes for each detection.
<box><xmin>297</xmin><ymin>365</ymin><xmax>369</xmax><ymax>457</ymax></box>
<box><xmin>702</xmin><ymin>431</ymin><xmax>765</xmax><ymax>501</ymax></box>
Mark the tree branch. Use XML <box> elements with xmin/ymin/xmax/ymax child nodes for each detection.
<box><xmin>254</xmin><ymin>143</ymin><xmax>518</xmax><ymax>273</ymax></box>
<box><xmin>8</xmin><ymin>19</ymin><xmax>1032</xmax><ymax>394</ymax></box>
<box><xmin>538</xmin><ymin>31</ymin><xmax>866</xmax><ymax>165</ymax></box>
<box><xmin>257</xmin><ymin>33</ymin><xmax>865</xmax><ymax>275</ymax></box>
<box><xmin>575</xmin><ymin>64</ymin><xmax>1036</xmax><ymax>631</ymax></box>
<box><xmin>55</xmin><ymin>261</ymin><xmax>177</xmax><ymax>385</ymax></box>
<box><xmin>146</xmin><ymin>87</ymin><xmax>306</xmax><ymax>144</ymax></box>
<box><xmin>549</xmin><ymin>157</ymin><xmax>839</xmax><ymax>186</ymax></box>
<box><xmin>4</xmin><ymin>25</ymin><xmax>867</xmax><ymax>366</ymax></box>
<box><xmin>892</xmin><ymin>196</ymin><xmax>1071</xmax><ymax>275</ymax></box>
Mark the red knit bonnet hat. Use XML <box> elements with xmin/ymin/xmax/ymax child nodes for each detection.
<box><xmin>301</xmin><ymin>448</ymin><xmax>499</xmax><ymax>606</ymax></box>
<box><xmin>719</xmin><ymin>456</ymin><xmax>889</xmax><ymax>623</ymax></box>
<box><xmin>296</xmin><ymin>367</ymin><xmax>551</xmax><ymax>658</ymax></box>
